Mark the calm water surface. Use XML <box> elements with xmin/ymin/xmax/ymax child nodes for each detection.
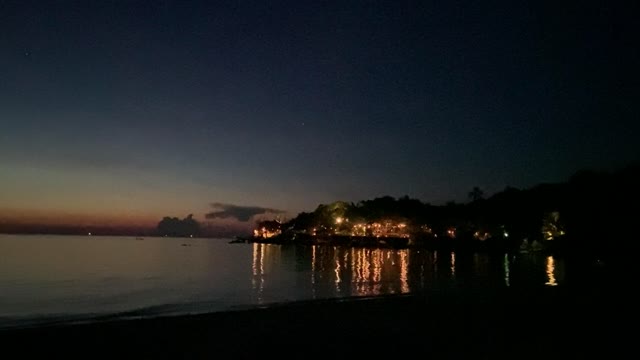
<box><xmin>0</xmin><ymin>235</ymin><xmax>564</xmax><ymax>328</ymax></box>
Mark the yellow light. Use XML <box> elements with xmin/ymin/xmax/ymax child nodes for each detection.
<box><xmin>545</xmin><ymin>256</ymin><xmax>558</xmax><ymax>286</ymax></box>
<box><xmin>335</xmin><ymin>217</ymin><xmax>343</xmax><ymax>224</ymax></box>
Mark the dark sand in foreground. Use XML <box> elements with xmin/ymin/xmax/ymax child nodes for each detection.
<box><xmin>0</xmin><ymin>287</ymin><xmax>622</xmax><ymax>359</ymax></box>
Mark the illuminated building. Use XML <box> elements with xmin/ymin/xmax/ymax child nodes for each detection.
<box><xmin>253</xmin><ymin>220</ymin><xmax>282</xmax><ymax>239</ymax></box>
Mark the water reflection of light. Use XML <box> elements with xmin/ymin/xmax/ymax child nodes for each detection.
<box><xmin>308</xmin><ymin>247</ymin><xmax>434</xmax><ymax>298</ymax></box>
<box><xmin>450</xmin><ymin>252</ymin><xmax>456</xmax><ymax>278</ymax></box>
<box><xmin>260</xmin><ymin>245</ymin><xmax>264</xmax><ymax>279</ymax></box>
<box><xmin>334</xmin><ymin>257</ymin><xmax>341</xmax><ymax>292</ymax></box>
<box><xmin>345</xmin><ymin>248</ymin><xmax>395</xmax><ymax>296</ymax></box>
<box><xmin>373</xmin><ymin>249</ymin><xmax>382</xmax><ymax>294</ymax></box>
<box><xmin>252</xmin><ymin>243</ymin><xmax>259</xmax><ymax>277</ymax></box>
<box><xmin>352</xmin><ymin>248</ymin><xmax>358</xmax><ymax>283</ymax></box>
<box><xmin>362</xmin><ymin>249</ymin><xmax>370</xmax><ymax>284</ymax></box>
<box><xmin>251</xmin><ymin>243</ymin><xmax>265</xmax><ymax>300</ymax></box>
<box><xmin>351</xmin><ymin>248</ymin><xmax>360</xmax><ymax>295</ymax></box>
<box><xmin>400</xmin><ymin>250</ymin><xmax>409</xmax><ymax>293</ymax></box>
<box><xmin>545</xmin><ymin>256</ymin><xmax>558</xmax><ymax>286</ymax></box>
<box><xmin>504</xmin><ymin>253</ymin><xmax>510</xmax><ymax>287</ymax></box>
<box><xmin>373</xmin><ymin>249</ymin><xmax>382</xmax><ymax>284</ymax></box>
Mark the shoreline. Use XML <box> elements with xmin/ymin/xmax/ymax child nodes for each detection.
<box><xmin>0</xmin><ymin>287</ymin><xmax>620</xmax><ymax>358</ymax></box>
<box><xmin>0</xmin><ymin>293</ymin><xmax>418</xmax><ymax>332</ymax></box>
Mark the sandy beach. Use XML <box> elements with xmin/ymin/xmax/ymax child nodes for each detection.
<box><xmin>0</xmin><ymin>287</ymin><xmax>620</xmax><ymax>359</ymax></box>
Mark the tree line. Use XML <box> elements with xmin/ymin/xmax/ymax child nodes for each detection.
<box><xmin>277</xmin><ymin>165</ymin><xmax>639</xmax><ymax>262</ymax></box>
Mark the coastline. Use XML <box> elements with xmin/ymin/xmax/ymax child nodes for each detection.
<box><xmin>0</xmin><ymin>287</ymin><xmax>619</xmax><ymax>359</ymax></box>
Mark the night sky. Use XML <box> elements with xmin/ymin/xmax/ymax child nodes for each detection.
<box><xmin>1</xmin><ymin>1</ymin><xmax>638</xmax><ymax>229</ymax></box>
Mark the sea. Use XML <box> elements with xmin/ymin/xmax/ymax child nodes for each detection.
<box><xmin>0</xmin><ymin>234</ymin><xmax>564</xmax><ymax>329</ymax></box>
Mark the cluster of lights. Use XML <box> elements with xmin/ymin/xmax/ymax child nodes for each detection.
<box><xmin>544</xmin><ymin>229</ymin><xmax>565</xmax><ymax>241</ymax></box>
<box><xmin>304</xmin><ymin>218</ymin><xmax>547</xmax><ymax>242</ymax></box>
<box><xmin>314</xmin><ymin>219</ymin><xmax>411</xmax><ymax>238</ymax></box>
<box><xmin>253</xmin><ymin>227</ymin><xmax>281</xmax><ymax>239</ymax></box>
<box><xmin>446</xmin><ymin>228</ymin><xmax>456</xmax><ymax>238</ymax></box>
<box><xmin>369</xmin><ymin>221</ymin><xmax>410</xmax><ymax>238</ymax></box>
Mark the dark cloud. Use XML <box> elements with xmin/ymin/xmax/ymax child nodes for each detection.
<box><xmin>205</xmin><ymin>203</ymin><xmax>286</xmax><ymax>222</ymax></box>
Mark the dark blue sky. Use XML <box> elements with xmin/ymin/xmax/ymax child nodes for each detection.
<box><xmin>1</xmin><ymin>0</ymin><xmax>638</xmax><ymax>225</ymax></box>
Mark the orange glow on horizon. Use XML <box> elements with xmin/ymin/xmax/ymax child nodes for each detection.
<box><xmin>0</xmin><ymin>207</ymin><xmax>162</xmax><ymax>228</ymax></box>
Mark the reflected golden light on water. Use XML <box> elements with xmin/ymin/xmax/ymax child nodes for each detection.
<box><xmin>363</xmin><ymin>249</ymin><xmax>370</xmax><ymax>284</ymax></box>
<box><xmin>350</xmin><ymin>248</ymin><xmax>359</xmax><ymax>295</ymax></box>
<box><xmin>545</xmin><ymin>256</ymin><xmax>558</xmax><ymax>286</ymax></box>
<box><xmin>334</xmin><ymin>257</ymin><xmax>341</xmax><ymax>292</ymax></box>
<box><xmin>260</xmin><ymin>245</ymin><xmax>264</xmax><ymax>278</ymax></box>
<box><xmin>373</xmin><ymin>249</ymin><xmax>382</xmax><ymax>294</ymax></box>
<box><xmin>252</xmin><ymin>243</ymin><xmax>258</xmax><ymax>277</ymax></box>
<box><xmin>351</xmin><ymin>248</ymin><xmax>358</xmax><ymax>283</ymax></box>
<box><xmin>373</xmin><ymin>249</ymin><xmax>382</xmax><ymax>284</ymax></box>
<box><xmin>302</xmin><ymin>246</ymin><xmax>562</xmax><ymax>299</ymax></box>
<box><xmin>400</xmin><ymin>250</ymin><xmax>409</xmax><ymax>293</ymax></box>
<box><xmin>355</xmin><ymin>248</ymin><xmax>369</xmax><ymax>295</ymax></box>
<box><xmin>251</xmin><ymin>243</ymin><xmax>265</xmax><ymax>300</ymax></box>
<box><xmin>345</xmin><ymin>248</ymin><xmax>398</xmax><ymax>296</ymax></box>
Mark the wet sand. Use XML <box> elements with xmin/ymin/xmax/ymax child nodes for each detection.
<box><xmin>0</xmin><ymin>287</ymin><xmax>621</xmax><ymax>359</ymax></box>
